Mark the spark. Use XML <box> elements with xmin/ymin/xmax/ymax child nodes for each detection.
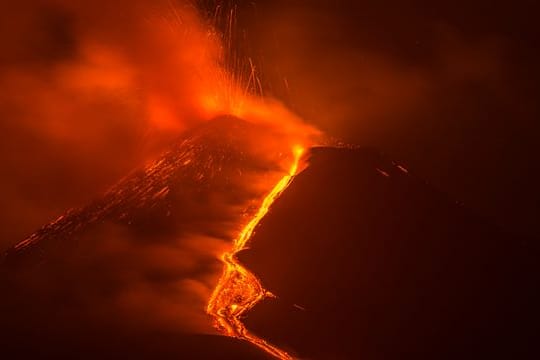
<box><xmin>376</xmin><ymin>168</ymin><xmax>390</xmax><ymax>177</ymax></box>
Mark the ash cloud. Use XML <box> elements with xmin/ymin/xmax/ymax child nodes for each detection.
<box><xmin>0</xmin><ymin>0</ymin><xmax>294</xmax><ymax>339</ymax></box>
<box><xmin>0</xmin><ymin>0</ymin><xmax>320</xmax><ymax>339</ymax></box>
<box><xmin>0</xmin><ymin>0</ymin><xmax>228</xmax><ymax>248</ymax></box>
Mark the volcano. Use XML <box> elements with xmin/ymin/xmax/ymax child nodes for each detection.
<box><xmin>1</xmin><ymin>120</ymin><xmax>538</xmax><ymax>359</ymax></box>
<box><xmin>0</xmin><ymin>116</ymin><xmax>297</xmax><ymax>359</ymax></box>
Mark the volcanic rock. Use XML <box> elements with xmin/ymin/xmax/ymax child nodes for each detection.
<box><xmin>239</xmin><ymin>146</ymin><xmax>539</xmax><ymax>359</ymax></box>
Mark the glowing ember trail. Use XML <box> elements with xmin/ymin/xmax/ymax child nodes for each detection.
<box><xmin>207</xmin><ymin>146</ymin><xmax>305</xmax><ymax>360</ymax></box>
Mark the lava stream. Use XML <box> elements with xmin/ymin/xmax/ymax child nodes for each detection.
<box><xmin>207</xmin><ymin>146</ymin><xmax>305</xmax><ymax>360</ymax></box>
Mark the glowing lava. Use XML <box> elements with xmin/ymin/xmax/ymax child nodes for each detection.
<box><xmin>207</xmin><ymin>145</ymin><xmax>305</xmax><ymax>360</ymax></box>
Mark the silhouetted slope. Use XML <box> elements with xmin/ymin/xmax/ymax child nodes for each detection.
<box><xmin>2</xmin><ymin>116</ymin><xmax>287</xmax><ymax>267</ymax></box>
<box><xmin>240</xmin><ymin>146</ymin><xmax>539</xmax><ymax>359</ymax></box>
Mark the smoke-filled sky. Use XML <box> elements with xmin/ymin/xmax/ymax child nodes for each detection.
<box><xmin>0</xmin><ymin>0</ymin><xmax>227</xmax><ymax>248</ymax></box>
<box><xmin>0</xmin><ymin>0</ymin><xmax>538</xmax><ymax>250</ymax></box>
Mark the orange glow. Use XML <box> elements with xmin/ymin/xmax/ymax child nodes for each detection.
<box><xmin>0</xmin><ymin>1</ymin><xmax>322</xmax><ymax>353</ymax></box>
<box><xmin>206</xmin><ymin>146</ymin><xmax>305</xmax><ymax>360</ymax></box>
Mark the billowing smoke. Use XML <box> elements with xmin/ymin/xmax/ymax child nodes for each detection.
<box><xmin>0</xmin><ymin>0</ymin><xmax>226</xmax><ymax>247</ymax></box>
<box><xmin>0</xmin><ymin>0</ymin><xmax>318</xmax><ymax>340</ymax></box>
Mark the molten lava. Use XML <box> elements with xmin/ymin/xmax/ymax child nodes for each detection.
<box><xmin>207</xmin><ymin>146</ymin><xmax>305</xmax><ymax>360</ymax></box>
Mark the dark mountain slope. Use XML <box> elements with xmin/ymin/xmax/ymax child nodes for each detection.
<box><xmin>240</xmin><ymin>146</ymin><xmax>539</xmax><ymax>359</ymax></box>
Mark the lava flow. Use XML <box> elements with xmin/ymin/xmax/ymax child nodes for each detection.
<box><xmin>207</xmin><ymin>145</ymin><xmax>305</xmax><ymax>359</ymax></box>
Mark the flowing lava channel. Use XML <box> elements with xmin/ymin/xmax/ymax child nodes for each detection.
<box><xmin>207</xmin><ymin>146</ymin><xmax>305</xmax><ymax>360</ymax></box>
